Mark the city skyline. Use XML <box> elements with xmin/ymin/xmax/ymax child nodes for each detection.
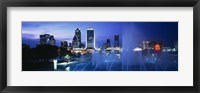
<box><xmin>22</xmin><ymin>22</ymin><xmax>178</xmax><ymax>48</ymax></box>
<box><xmin>22</xmin><ymin>22</ymin><xmax>178</xmax><ymax>71</ymax></box>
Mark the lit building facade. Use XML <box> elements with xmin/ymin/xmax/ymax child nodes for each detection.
<box><xmin>106</xmin><ymin>39</ymin><xmax>111</xmax><ymax>48</ymax></box>
<box><xmin>103</xmin><ymin>43</ymin><xmax>108</xmax><ymax>49</ymax></box>
<box><xmin>49</xmin><ymin>36</ymin><xmax>56</xmax><ymax>46</ymax></box>
<box><xmin>61</xmin><ymin>41</ymin><xmax>68</xmax><ymax>48</ymax></box>
<box><xmin>86</xmin><ymin>28</ymin><xmax>95</xmax><ymax>49</ymax></box>
<box><xmin>141</xmin><ymin>41</ymin><xmax>150</xmax><ymax>50</ymax></box>
<box><xmin>40</xmin><ymin>34</ymin><xmax>50</xmax><ymax>45</ymax></box>
<box><xmin>67</xmin><ymin>43</ymin><xmax>72</xmax><ymax>50</ymax></box>
<box><xmin>72</xmin><ymin>28</ymin><xmax>81</xmax><ymax>48</ymax></box>
<box><xmin>114</xmin><ymin>35</ymin><xmax>119</xmax><ymax>48</ymax></box>
<box><xmin>40</xmin><ymin>34</ymin><xmax>56</xmax><ymax>46</ymax></box>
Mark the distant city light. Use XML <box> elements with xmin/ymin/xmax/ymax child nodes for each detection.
<box><xmin>172</xmin><ymin>48</ymin><xmax>177</xmax><ymax>51</ymax></box>
<box><xmin>22</xmin><ymin>22</ymin><xmax>178</xmax><ymax>71</ymax></box>
<box><xmin>154</xmin><ymin>44</ymin><xmax>161</xmax><ymax>52</ymax></box>
<box><xmin>133</xmin><ymin>47</ymin><xmax>142</xmax><ymax>51</ymax></box>
<box><xmin>64</xmin><ymin>55</ymin><xmax>70</xmax><ymax>59</ymax></box>
<box><xmin>96</xmin><ymin>48</ymin><xmax>101</xmax><ymax>51</ymax></box>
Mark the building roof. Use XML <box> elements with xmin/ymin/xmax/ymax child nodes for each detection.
<box><xmin>87</xmin><ymin>28</ymin><xmax>94</xmax><ymax>31</ymax></box>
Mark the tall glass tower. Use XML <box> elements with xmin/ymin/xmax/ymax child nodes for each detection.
<box><xmin>72</xmin><ymin>28</ymin><xmax>81</xmax><ymax>48</ymax></box>
<box><xmin>75</xmin><ymin>28</ymin><xmax>81</xmax><ymax>45</ymax></box>
<box><xmin>106</xmin><ymin>39</ymin><xmax>111</xmax><ymax>47</ymax></box>
<box><xmin>114</xmin><ymin>35</ymin><xmax>119</xmax><ymax>47</ymax></box>
<box><xmin>86</xmin><ymin>28</ymin><xmax>95</xmax><ymax>49</ymax></box>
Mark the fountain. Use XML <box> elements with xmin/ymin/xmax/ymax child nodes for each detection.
<box><xmin>92</xmin><ymin>49</ymin><xmax>122</xmax><ymax>71</ymax></box>
<box><xmin>121</xmin><ymin>23</ymin><xmax>147</xmax><ymax>71</ymax></box>
<box><xmin>90</xmin><ymin>23</ymin><xmax>148</xmax><ymax>71</ymax></box>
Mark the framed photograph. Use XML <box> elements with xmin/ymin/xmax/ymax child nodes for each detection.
<box><xmin>0</xmin><ymin>0</ymin><xmax>200</xmax><ymax>93</ymax></box>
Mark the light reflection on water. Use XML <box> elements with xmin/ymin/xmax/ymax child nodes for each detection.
<box><xmin>56</xmin><ymin>50</ymin><xmax>178</xmax><ymax>71</ymax></box>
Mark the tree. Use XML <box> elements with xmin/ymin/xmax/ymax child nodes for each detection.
<box><xmin>34</xmin><ymin>45</ymin><xmax>59</xmax><ymax>62</ymax></box>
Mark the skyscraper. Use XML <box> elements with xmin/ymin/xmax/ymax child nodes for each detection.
<box><xmin>69</xmin><ymin>43</ymin><xmax>72</xmax><ymax>47</ymax></box>
<box><xmin>75</xmin><ymin>28</ymin><xmax>81</xmax><ymax>45</ymax></box>
<box><xmin>49</xmin><ymin>36</ymin><xmax>56</xmax><ymax>46</ymax></box>
<box><xmin>141</xmin><ymin>41</ymin><xmax>150</xmax><ymax>50</ymax></box>
<box><xmin>114</xmin><ymin>35</ymin><xmax>119</xmax><ymax>47</ymax></box>
<box><xmin>106</xmin><ymin>39</ymin><xmax>111</xmax><ymax>48</ymax></box>
<box><xmin>61</xmin><ymin>41</ymin><xmax>68</xmax><ymax>48</ymax></box>
<box><xmin>39</xmin><ymin>34</ymin><xmax>56</xmax><ymax>46</ymax></box>
<box><xmin>68</xmin><ymin>43</ymin><xmax>72</xmax><ymax>50</ymax></box>
<box><xmin>40</xmin><ymin>34</ymin><xmax>50</xmax><ymax>45</ymax></box>
<box><xmin>72</xmin><ymin>28</ymin><xmax>81</xmax><ymax>48</ymax></box>
<box><xmin>86</xmin><ymin>28</ymin><xmax>95</xmax><ymax>49</ymax></box>
<box><xmin>103</xmin><ymin>43</ymin><xmax>108</xmax><ymax>49</ymax></box>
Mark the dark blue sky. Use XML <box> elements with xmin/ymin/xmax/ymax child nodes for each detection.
<box><xmin>22</xmin><ymin>22</ymin><xmax>178</xmax><ymax>48</ymax></box>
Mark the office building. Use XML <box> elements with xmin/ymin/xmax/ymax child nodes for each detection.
<box><xmin>39</xmin><ymin>34</ymin><xmax>56</xmax><ymax>46</ymax></box>
<box><xmin>72</xmin><ymin>28</ymin><xmax>81</xmax><ymax>48</ymax></box>
<box><xmin>107</xmin><ymin>39</ymin><xmax>111</xmax><ymax>48</ymax></box>
<box><xmin>86</xmin><ymin>28</ymin><xmax>95</xmax><ymax>49</ymax></box>
<box><xmin>141</xmin><ymin>41</ymin><xmax>150</xmax><ymax>50</ymax></box>
<box><xmin>61</xmin><ymin>41</ymin><xmax>68</xmax><ymax>48</ymax></box>
<box><xmin>114</xmin><ymin>35</ymin><xmax>119</xmax><ymax>47</ymax></box>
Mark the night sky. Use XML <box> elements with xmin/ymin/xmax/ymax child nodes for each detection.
<box><xmin>22</xmin><ymin>22</ymin><xmax>178</xmax><ymax>48</ymax></box>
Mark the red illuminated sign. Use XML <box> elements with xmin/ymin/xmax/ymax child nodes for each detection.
<box><xmin>154</xmin><ymin>44</ymin><xmax>161</xmax><ymax>52</ymax></box>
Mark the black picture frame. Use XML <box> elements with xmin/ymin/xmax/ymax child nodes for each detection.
<box><xmin>0</xmin><ymin>0</ymin><xmax>200</xmax><ymax>93</ymax></box>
